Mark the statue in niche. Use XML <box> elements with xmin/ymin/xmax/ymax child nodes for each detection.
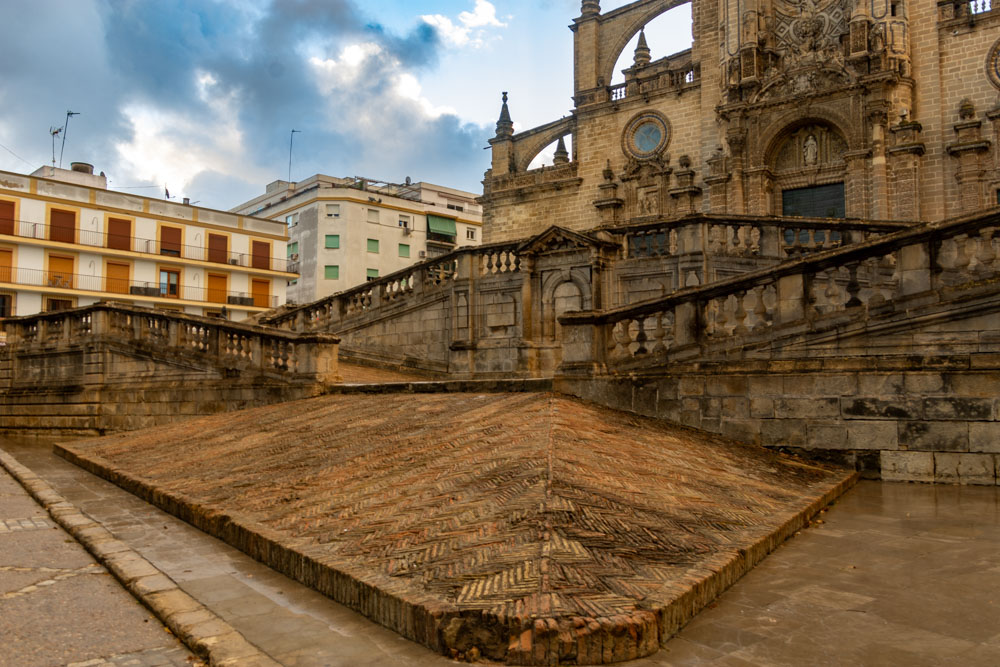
<box><xmin>639</xmin><ymin>190</ymin><xmax>659</xmax><ymax>215</ymax></box>
<box><xmin>803</xmin><ymin>134</ymin><xmax>819</xmax><ymax>166</ymax></box>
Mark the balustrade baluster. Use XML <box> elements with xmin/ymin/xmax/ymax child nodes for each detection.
<box><xmin>651</xmin><ymin>312</ymin><xmax>669</xmax><ymax>355</ymax></box>
<box><xmin>751</xmin><ymin>286</ymin><xmax>770</xmax><ymax>332</ymax></box>
<box><xmin>633</xmin><ymin>317</ymin><xmax>648</xmax><ymax>356</ymax></box>
<box><xmin>733</xmin><ymin>291</ymin><xmax>749</xmax><ymax>335</ymax></box>
<box><xmin>845</xmin><ymin>263</ymin><xmax>862</xmax><ymax>307</ymax></box>
<box><xmin>974</xmin><ymin>227</ymin><xmax>996</xmax><ymax>277</ymax></box>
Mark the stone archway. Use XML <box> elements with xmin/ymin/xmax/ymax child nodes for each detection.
<box><xmin>764</xmin><ymin>121</ymin><xmax>849</xmax><ymax>218</ymax></box>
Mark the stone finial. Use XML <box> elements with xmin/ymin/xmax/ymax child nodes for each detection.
<box><xmin>495</xmin><ymin>91</ymin><xmax>514</xmax><ymax>139</ymax></box>
<box><xmin>958</xmin><ymin>99</ymin><xmax>976</xmax><ymax>120</ymax></box>
<box><xmin>633</xmin><ymin>28</ymin><xmax>651</xmax><ymax>68</ymax></box>
<box><xmin>553</xmin><ymin>136</ymin><xmax>570</xmax><ymax>164</ymax></box>
<box><xmin>603</xmin><ymin>159</ymin><xmax>614</xmax><ymax>182</ymax></box>
<box><xmin>581</xmin><ymin>1</ymin><xmax>601</xmax><ymax>17</ymax></box>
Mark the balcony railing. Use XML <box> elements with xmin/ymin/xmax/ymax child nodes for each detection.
<box><xmin>0</xmin><ymin>266</ymin><xmax>277</xmax><ymax>309</ymax></box>
<box><xmin>0</xmin><ymin>219</ymin><xmax>295</xmax><ymax>273</ymax></box>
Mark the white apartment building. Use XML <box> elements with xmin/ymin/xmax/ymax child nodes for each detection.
<box><xmin>231</xmin><ymin>175</ymin><xmax>482</xmax><ymax>304</ymax></box>
<box><xmin>0</xmin><ymin>163</ymin><xmax>294</xmax><ymax>318</ymax></box>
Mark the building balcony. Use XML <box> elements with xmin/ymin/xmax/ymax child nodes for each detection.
<box><xmin>0</xmin><ymin>219</ymin><xmax>295</xmax><ymax>273</ymax></box>
<box><xmin>0</xmin><ymin>266</ymin><xmax>277</xmax><ymax>309</ymax></box>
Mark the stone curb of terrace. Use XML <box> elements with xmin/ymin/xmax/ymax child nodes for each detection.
<box><xmin>54</xmin><ymin>434</ymin><xmax>859</xmax><ymax>665</ymax></box>
<box><xmin>0</xmin><ymin>450</ymin><xmax>277</xmax><ymax>667</ymax></box>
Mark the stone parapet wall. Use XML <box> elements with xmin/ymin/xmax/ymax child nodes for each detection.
<box><xmin>556</xmin><ymin>356</ymin><xmax>1000</xmax><ymax>485</ymax></box>
<box><xmin>0</xmin><ymin>303</ymin><xmax>340</xmax><ymax>436</ymax></box>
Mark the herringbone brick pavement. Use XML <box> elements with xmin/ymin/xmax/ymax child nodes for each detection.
<box><xmin>60</xmin><ymin>392</ymin><xmax>855</xmax><ymax>665</ymax></box>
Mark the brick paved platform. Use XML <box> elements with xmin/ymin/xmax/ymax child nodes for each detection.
<box><xmin>56</xmin><ymin>393</ymin><xmax>856</xmax><ymax>665</ymax></box>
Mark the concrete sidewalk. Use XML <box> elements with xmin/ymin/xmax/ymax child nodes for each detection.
<box><xmin>3</xmin><ymin>438</ymin><xmax>999</xmax><ymax>666</ymax></box>
<box><xmin>0</xmin><ymin>456</ymin><xmax>197</xmax><ymax>667</ymax></box>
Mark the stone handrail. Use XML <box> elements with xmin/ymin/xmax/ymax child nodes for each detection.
<box><xmin>0</xmin><ymin>302</ymin><xmax>340</xmax><ymax>382</ymax></box>
<box><xmin>264</xmin><ymin>240</ymin><xmax>523</xmax><ymax>331</ymax></box>
<box><xmin>559</xmin><ymin>208</ymin><xmax>1000</xmax><ymax>370</ymax></box>
<box><xmin>600</xmin><ymin>214</ymin><xmax>911</xmax><ymax>260</ymax></box>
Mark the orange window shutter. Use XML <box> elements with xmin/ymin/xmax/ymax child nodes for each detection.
<box><xmin>251</xmin><ymin>279</ymin><xmax>270</xmax><ymax>308</ymax></box>
<box><xmin>50</xmin><ymin>210</ymin><xmax>75</xmax><ymax>243</ymax></box>
<box><xmin>0</xmin><ymin>201</ymin><xmax>14</xmax><ymax>236</ymax></box>
<box><xmin>208</xmin><ymin>234</ymin><xmax>228</xmax><ymax>263</ymax></box>
<box><xmin>48</xmin><ymin>255</ymin><xmax>74</xmax><ymax>288</ymax></box>
<box><xmin>251</xmin><ymin>241</ymin><xmax>270</xmax><ymax>270</ymax></box>
<box><xmin>108</xmin><ymin>218</ymin><xmax>131</xmax><ymax>251</ymax></box>
<box><xmin>105</xmin><ymin>262</ymin><xmax>130</xmax><ymax>294</ymax></box>
<box><xmin>0</xmin><ymin>249</ymin><xmax>12</xmax><ymax>282</ymax></box>
<box><xmin>207</xmin><ymin>273</ymin><xmax>227</xmax><ymax>303</ymax></box>
<box><xmin>161</xmin><ymin>227</ymin><xmax>182</xmax><ymax>255</ymax></box>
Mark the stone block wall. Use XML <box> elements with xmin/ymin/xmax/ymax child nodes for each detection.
<box><xmin>556</xmin><ymin>357</ymin><xmax>1000</xmax><ymax>485</ymax></box>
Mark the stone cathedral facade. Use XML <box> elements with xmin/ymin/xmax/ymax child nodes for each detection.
<box><xmin>482</xmin><ymin>0</ymin><xmax>1000</xmax><ymax>242</ymax></box>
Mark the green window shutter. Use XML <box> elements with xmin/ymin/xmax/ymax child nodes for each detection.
<box><xmin>366</xmin><ymin>268</ymin><xmax>379</xmax><ymax>279</ymax></box>
<box><xmin>325</xmin><ymin>234</ymin><xmax>340</xmax><ymax>249</ymax></box>
<box><xmin>324</xmin><ymin>265</ymin><xmax>339</xmax><ymax>280</ymax></box>
<box><xmin>367</xmin><ymin>238</ymin><xmax>379</xmax><ymax>253</ymax></box>
<box><xmin>286</xmin><ymin>242</ymin><xmax>298</xmax><ymax>256</ymax></box>
<box><xmin>398</xmin><ymin>243</ymin><xmax>410</xmax><ymax>258</ymax></box>
<box><xmin>427</xmin><ymin>215</ymin><xmax>457</xmax><ymax>235</ymax></box>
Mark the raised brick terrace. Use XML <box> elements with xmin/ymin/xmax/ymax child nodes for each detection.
<box><xmin>58</xmin><ymin>392</ymin><xmax>856</xmax><ymax>664</ymax></box>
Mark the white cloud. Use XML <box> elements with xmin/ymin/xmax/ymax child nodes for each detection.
<box><xmin>422</xmin><ymin>0</ymin><xmax>507</xmax><ymax>48</ymax></box>
<box><xmin>114</xmin><ymin>69</ymin><xmax>267</xmax><ymax>198</ymax></box>
<box><xmin>309</xmin><ymin>44</ymin><xmax>455</xmax><ymax>122</ymax></box>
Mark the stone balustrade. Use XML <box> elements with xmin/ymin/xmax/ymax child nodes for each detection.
<box><xmin>560</xmin><ymin>210</ymin><xmax>1000</xmax><ymax>371</ymax></box>
<box><xmin>1</xmin><ymin>302</ymin><xmax>340</xmax><ymax>383</ymax></box>
<box><xmin>608</xmin><ymin>215</ymin><xmax>906</xmax><ymax>260</ymax></box>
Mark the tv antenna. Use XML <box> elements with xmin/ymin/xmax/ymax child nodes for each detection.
<box><xmin>58</xmin><ymin>110</ymin><xmax>80</xmax><ymax>169</ymax></box>
<box><xmin>49</xmin><ymin>127</ymin><xmax>62</xmax><ymax>167</ymax></box>
<box><xmin>288</xmin><ymin>129</ymin><xmax>301</xmax><ymax>183</ymax></box>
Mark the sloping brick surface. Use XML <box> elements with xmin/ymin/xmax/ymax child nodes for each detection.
<box><xmin>59</xmin><ymin>393</ymin><xmax>855</xmax><ymax>664</ymax></box>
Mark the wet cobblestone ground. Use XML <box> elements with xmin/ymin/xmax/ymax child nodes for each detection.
<box><xmin>3</xmin><ymin>436</ymin><xmax>998</xmax><ymax>665</ymax></box>
<box><xmin>0</xmin><ymin>458</ymin><xmax>198</xmax><ymax>667</ymax></box>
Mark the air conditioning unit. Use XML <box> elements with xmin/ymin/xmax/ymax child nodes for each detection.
<box><xmin>418</xmin><ymin>250</ymin><xmax>426</xmax><ymax>259</ymax></box>
<box><xmin>229</xmin><ymin>258</ymin><xmax>241</xmax><ymax>265</ymax></box>
<box><xmin>289</xmin><ymin>253</ymin><xmax>299</xmax><ymax>260</ymax></box>
<box><xmin>402</xmin><ymin>227</ymin><xmax>412</xmax><ymax>236</ymax></box>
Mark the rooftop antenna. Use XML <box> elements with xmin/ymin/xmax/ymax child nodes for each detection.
<box><xmin>49</xmin><ymin>127</ymin><xmax>62</xmax><ymax>167</ymax></box>
<box><xmin>58</xmin><ymin>111</ymin><xmax>80</xmax><ymax>169</ymax></box>
<box><xmin>288</xmin><ymin>129</ymin><xmax>301</xmax><ymax>183</ymax></box>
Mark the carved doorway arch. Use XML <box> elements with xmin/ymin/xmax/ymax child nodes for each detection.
<box><xmin>767</xmin><ymin>122</ymin><xmax>848</xmax><ymax>217</ymax></box>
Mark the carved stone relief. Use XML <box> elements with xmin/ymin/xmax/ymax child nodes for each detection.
<box><xmin>773</xmin><ymin>124</ymin><xmax>848</xmax><ymax>171</ymax></box>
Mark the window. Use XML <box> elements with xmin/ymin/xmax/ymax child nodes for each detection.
<box><xmin>0</xmin><ymin>294</ymin><xmax>12</xmax><ymax>317</ymax></box>
<box><xmin>446</xmin><ymin>203</ymin><xmax>464</xmax><ymax>212</ymax></box>
<box><xmin>50</xmin><ymin>209</ymin><xmax>75</xmax><ymax>243</ymax></box>
<box><xmin>366</xmin><ymin>268</ymin><xmax>379</xmax><ymax>281</ymax></box>
<box><xmin>287</xmin><ymin>241</ymin><xmax>299</xmax><ymax>257</ymax></box>
<box><xmin>367</xmin><ymin>209</ymin><xmax>379</xmax><ymax>224</ymax></box>
<box><xmin>399</xmin><ymin>215</ymin><xmax>411</xmax><ymax>228</ymax></box>
<box><xmin>398</xmin><ymin>243</ymin><xmax>410</xmax><ymax>258</ymax></box>
<box><xmin>105</xmin><ymin>261</ymin><xmax>130</xmax><ymax>294</ymax></box>
<box><xmin>0</xmin><ymin>201</ymin><xmax>16</xmax><ymax>236</ymax></box>
<box><xmin>251</xmin><ymin>240</ymin><xmax>270</xmax><ymax>270</ymax></box>
<box><xmin>207</xmin><ymin>273</ymin><xmax>227</xmax><ymax>303</ymax></box>
<box><xmin>326</xmin><ymin>203</ymin><xmax>340</xmax><ymax>218</ymax></box>
<box><xmin>46</xmin><ymin>298</ymin><xmax>73</xmax><ymax>312</ymax></box>
<box><xmin>159</xmin><ymin>268</ymin><xmax>180</xmax><ymax>298</ymax></box>
<box><xmin>466</xmin><ymin>228</ymin><xmax>476</xmax><ymax>241</ymax></box>
<box><xmin>324</xmin><ymin>265</ymin><xmax>339</xmax><ymax>280</ymax></box>
<box><xmin>208</xmin><ymin>233</ymin><xmax>228</xmax><ymax>263</ymax></box>
<box><xmin>285</xmin><ymin>213</ymin><xmax>298</xmax><ymax>227</ymax></box>
<box><xmin>325</xmin><ymin>234</ymin><xmax>340</xmax><ymax>249</ymax></box>
<box><xmin>108</xmin><ymin>218</ymin><xmax>131</xmax><ymax>251</ymax></box>
<box><xmin>0</xmin><ymin>249</ymin><xmax>12</xmax><ymax>282</ymax></box>
<box><xmin>48</xmin><ymin>255</ymin><xmax>74</xmax><ymax>288</ymax></box>
<box><xmin>367</xmin><ymin>238</ymin><xmax>379</xmax><ymax>253</ymax></box>
<box><xmin>251</xmin><ymin>278</ymin><xmax>270</xmax><ymax>308</ymax></box>
<box><xmin>160</xmin><ymin>226</ymin><xmax>182</xmax><ymax>257</ymax></box>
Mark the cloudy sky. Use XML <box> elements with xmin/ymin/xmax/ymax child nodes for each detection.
<box><xmin>0</xmin><ymin>0</ymin><xmax>691</xmax><ymax>210</ymax></box>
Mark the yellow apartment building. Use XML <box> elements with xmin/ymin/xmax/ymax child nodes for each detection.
<box><xmin>0</xmin><ymin>163</ymin><xmax>295</xmax><ymax>318</ymax></box>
